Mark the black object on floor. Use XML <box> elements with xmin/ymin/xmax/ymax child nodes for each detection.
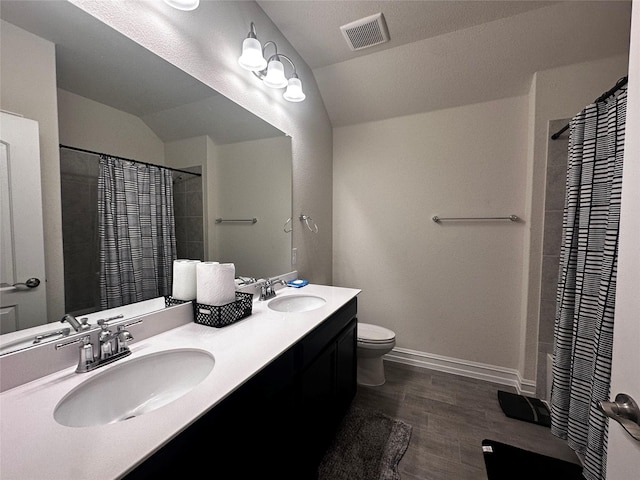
<box><xmin>497</xmin><ymin>390</ymin><xmax>551</xmax><ymax>427</ymax></box>
<box><xmin>482</xmin><ymin>439</ymin><xmax>582</xmax><ymax>480</ymax></box>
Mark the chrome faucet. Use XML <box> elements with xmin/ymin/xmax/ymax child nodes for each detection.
<box><xmin>60</xmin><ymin>314</ymin><xmax>91</xmax><ymax>332</ymax></box>
<box><xmin>55</xmin><ymin>318</ymin><xmax>142</xmax><ymax>373</ymax></box>
<box><xmin>259</xmin><ymin>278</ymin><xmax>287</xmax><ymax>301</ymax></box>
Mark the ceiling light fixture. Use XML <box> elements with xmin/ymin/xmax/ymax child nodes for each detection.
<box><xmin>238</xmin><ymin>22</ymin><xmax>306</xmax><ymax>103</ymax></box>
<box><xmin>163</xmin><ymin>0</ymin><xmax>200</xmax><ymax>11</ymax></box>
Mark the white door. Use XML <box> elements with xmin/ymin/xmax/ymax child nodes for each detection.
<box><xmin>0</xmin><ymin>112</ymin><xmax>47</xmax><ymax>332</ymax></box>
<box><xmin>605</xmin><ymin>2</ymin><xmax>640</xmax><ymax>477</ymax></box>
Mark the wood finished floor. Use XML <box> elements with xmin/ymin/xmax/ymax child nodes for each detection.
<box><xmin>351</xmin><ymin>361</ymin><xmax>581</xmax><ymax>479</ymax></box>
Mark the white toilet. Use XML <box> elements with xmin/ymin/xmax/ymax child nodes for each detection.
<box><xmin>356</xmin><ymin>322</ymin><xmax>396</xmax><ymax>386</ymax></box>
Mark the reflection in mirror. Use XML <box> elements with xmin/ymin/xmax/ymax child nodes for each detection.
<box><xmin>0</xmin><ymin>1</ymin><xmax>292</xmax><ymax>344</ymax></box>
<box><xmin>60</xmin><ymin>148</ymin><xmax>203</xmax><ymax>314</ymax></box>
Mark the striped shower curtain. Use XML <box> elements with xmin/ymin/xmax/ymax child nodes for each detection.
<box><xmin>551</xmin><ymin>85</ymin><xmax>627</xmax><ymax>480</ymax></box>
<box><xmin>98</xmin><ymin>155</ymin><xmax>177</xmax><ymax>309</ymax></box>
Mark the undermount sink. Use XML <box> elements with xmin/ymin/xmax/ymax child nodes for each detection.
<box><xmin>54</xmin><ymin>349</ymin><xmax>214</xmax><ymax>427</ymax></box>
<box><xmin>268</xmin><ymin>294</ymin><xmax>326</xmax><ymax>313</ymax></box>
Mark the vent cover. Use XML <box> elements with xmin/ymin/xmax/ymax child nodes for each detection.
<box><xmin>340</xmin><ymin>13</ymin><xmax>389</xmax><ymax>51</ymax></box>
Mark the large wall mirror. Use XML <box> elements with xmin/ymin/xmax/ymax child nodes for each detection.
<box><xmin>0</xmin><ymin>1</ymin><xmax>292</xmax><ymax>344</ymax></box>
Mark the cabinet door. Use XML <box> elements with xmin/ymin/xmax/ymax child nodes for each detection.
<box><xmin>294</xmin><ymin>343</ymin><xmax>336</xmax><ymax>473</ymax></box>
<box><xmin>335</xmin><ymin>318</ymin><xmax>357</xmax><ymax>415</ymax></box>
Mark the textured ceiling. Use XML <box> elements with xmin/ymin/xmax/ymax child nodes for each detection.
<box><xmin>2</xmin><ymin>1</ymin><xmax>632</xmax><ymax>132</ymax></box>
<box><xmin>257</xmin><ymin>1</ymin><xmax>556</xmax><ymax>69</ymax></box>
<box><xmin>258</xmin><ymin>1</ymin><xmax>632</xmax><ymax>127</ymax></box>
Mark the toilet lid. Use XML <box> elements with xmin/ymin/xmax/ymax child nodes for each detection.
<box><xmin>357</xmin><ymin>323</ymin><xmax>395</xmax><ymax>343</ymax></box>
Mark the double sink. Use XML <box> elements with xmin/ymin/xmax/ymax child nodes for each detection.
<box><xmin>0</xmin><ymin>283</ymin><xmax>362</xmax><ymax>480</ymax></box>
<box><xmin>52</xmin><ymin>292</ymin><xmax>327</xmax><ymax>428</ymax></box>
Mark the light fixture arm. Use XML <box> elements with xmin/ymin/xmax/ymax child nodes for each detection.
<box><xmin>247</xmin><ymin>22</ymin><xmax>258</xmax><ymax>39</ymax></box>
<box><xmin>262</xmin><ymin>41</ymin><xmax>279</xmax><ymax>57</ymax></box>
<box><xmin>277</xmin><ymin>54</ymin><xmax>299</xmax><ymax>77</ymax></box>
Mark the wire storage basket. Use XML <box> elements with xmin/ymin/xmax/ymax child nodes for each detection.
<box><xmin>193</xmin><ymin>291</ymin><xmax>254</xmax><ymax>328</ymax></box>
<box><xmin>164</xmin><ymin>292</ymin><xmax>253</xmax><ymax>327</ymax></box>
<box><xmin>165</xmin><ymin>296</ymin><xmax>192</xmax><ymax>308</ymax></box>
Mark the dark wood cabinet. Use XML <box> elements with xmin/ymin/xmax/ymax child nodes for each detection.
<box><xmin>126</xmin><ymin>297</ymin><xmax>357</xmax><ymax>480</ymax></box>
<box><xmin>295</xmin><ymin>315</ymin><xmax>357</xmax><ymax>475</ymax></box>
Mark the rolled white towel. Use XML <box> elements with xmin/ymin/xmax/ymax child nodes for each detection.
<box><xmin>171</xmin><ymin>259</ymin><xmax>200</xmax><ymax>300</ymax></box>
<box><xmin>196</xmin><ymin>262</ymin><xmax>236</xmax><ymax>306</ymax></box>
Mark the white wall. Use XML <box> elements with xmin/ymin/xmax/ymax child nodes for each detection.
<box><xmin>165</xmin><ymin>136</ymin><xmax>208</xmax><ymax>171</ymax></box>
<box><xmin>334</xmin><ymin>95</ymin><xmax>529</xmax><ymax>370</ymax></box>
<box><xmin>57</xmin><ymin>89</ymin><xmax>165</xmax><ymax>164</ymax></box>
<box><xmin>213</xmin><ymin>136</ymin><xmax>292</xmax><ymax>278</ymax></box>
<box><xmin>71</xmin><ymin>0</ymin><xmax>334</xmax><ymax>284</ymax></box>
<box><xmin>335</xmin><ymin>52</ymin><xmax>630</xmax><ymax>388</ymax></box>
<box><xmin>0</xmin><ymin>20</ymin><xmax>64</xmax><ymax>322</ymax></box>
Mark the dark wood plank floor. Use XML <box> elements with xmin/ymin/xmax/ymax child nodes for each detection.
<box><xmin>351</xmin><ymin>361</ymin><xmax>581</xmax><ymax>479</ymax></box>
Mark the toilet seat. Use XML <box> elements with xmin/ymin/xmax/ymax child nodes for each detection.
<box><xmin>357</xmin><ymin>323</ymin><xmax>395</xmax><ymax>344</ymax></box>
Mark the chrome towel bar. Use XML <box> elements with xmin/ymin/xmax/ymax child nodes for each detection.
<box><xmin>432</xmin><ymin>215</ymin><xmax>519</xmax><ymax>223</ymax></box>
<box><xmin>215</xmin><ymin>218</ymin><xmax>257</xmax><ymax>224</ymax></box>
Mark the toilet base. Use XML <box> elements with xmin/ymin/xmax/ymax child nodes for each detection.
<box><xmin>357</xmin><ymin>356</ymin><xmax>386</xmax><ymax>386</ymax></box>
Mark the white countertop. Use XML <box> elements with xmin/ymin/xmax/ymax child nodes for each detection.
<box><xmin>0</xmin><ymin>284</ymin><xmax>360</xmax><ymax>480</ymax></box>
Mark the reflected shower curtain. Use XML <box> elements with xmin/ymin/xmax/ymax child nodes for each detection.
<box><xmin>551</xmin><ymin>86</ymin><xmax>627</xmax><ymax>480</ymax></box>
<box><xmin>98</xmin><ymin>155</ymin><xmax>177</xmax><ymax>309</ymax></box>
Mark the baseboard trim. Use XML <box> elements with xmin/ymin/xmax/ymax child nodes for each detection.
<box><xmin>385</xmin><ymin>347</ymin><xmax>536</xmax><ymax>395</ymax></box>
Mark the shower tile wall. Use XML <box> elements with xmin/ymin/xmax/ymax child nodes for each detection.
<box><xmin>60</xmin><ymin>150</ymin><xmax>100</xmax><ymax>315</ymax></box>
<box><xmin>173</xmin><ymin>168</ymin><xmax>204</xmax><ymax>261</ymax></box>
<box><xmin>536</xmin><ymin>119</ymin><xmax>570</xmax><ymax>400</ymax></box>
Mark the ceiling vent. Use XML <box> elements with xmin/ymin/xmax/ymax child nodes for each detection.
<box><xmin>340</xmin><ymin>13</ymin><xmax>390</xmax><ymax>51</ymax></box>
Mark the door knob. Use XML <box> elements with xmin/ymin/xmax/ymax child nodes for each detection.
<box><xmin>14</xmin><ymin>277</ymin><xmax>41</xmax><ymax>288</ymax></box>
<box><xmin>0</xmin><ymin>277</ymin><xmax>40</xmax><ymax>292</ymax></box>
<box><xmin>599</xmin><ymin>393</ymin><xmax>640</xmax><ymax>441</ymax></box>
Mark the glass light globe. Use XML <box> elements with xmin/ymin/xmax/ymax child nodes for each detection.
<box><xmin>163</xmin><ymin>0</ymin><xmax>199</xmax><ymax>11</ymax></box>
<box><xmin>263</xmin><ymin>59</ymin><xmax>288</xmax><ymax>89</ymax></box>
<box><xmin>238</xmin><ymin>38</ymin><xmax>267</xmax><ymax>71</ymax></box>
<box><xmin>283</xmin><ymin>77</ymin><xmax>306</xmax><ymax>102</ymax></box>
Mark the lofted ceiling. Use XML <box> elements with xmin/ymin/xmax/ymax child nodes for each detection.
<box><xmin>257</xmin><ymin>0</ymin><xmax>633</xmax><ymax>127</ymax></box>
<box><xmin>2</xmin><ymin>1</ymin><xmax>632</xmax><ymax>132</ymax></box>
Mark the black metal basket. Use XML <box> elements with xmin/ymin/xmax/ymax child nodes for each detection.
<box><xmin>193</xmin><ymin>291</ymin><xmax>253</xmax><ymax>328</ymax></box>
<box><xmin>165</xmin><ymin>296</ymin><xmax>193</xmax><ymax>308</ymax></box>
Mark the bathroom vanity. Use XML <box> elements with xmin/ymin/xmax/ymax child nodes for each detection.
<box><xmin>0</xmin><ymin>284</ymin><xmax>360</xmax><ymax>479</ymax></box>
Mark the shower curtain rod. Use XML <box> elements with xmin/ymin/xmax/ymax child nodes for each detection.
<box><xmin>59</xmin><ymin>144</ymin><xmax>202</xmax><ymax>177</ymax></box>
<box><xmin>551</xmin><ymin>76</ymin><xmax>628</xmax><ymax>140</ymax></box>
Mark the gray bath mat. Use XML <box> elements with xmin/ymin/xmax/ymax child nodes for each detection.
<box><xmin>318</xmin><ymin>406</ymin><xmax>412</xmax><ymax>480</ymax></box>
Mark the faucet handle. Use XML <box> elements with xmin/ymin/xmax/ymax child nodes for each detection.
<box><xmin>117</xmin><ymin>324</ymin><xmax>134</xmax><ymax>339</ymax></box>
<box><xmin>55</xmin><ymin>335</ymin><xmax>95</xmax><ymax>372</ymax></box>
<box><xmin>97</xmin><ymin>319</ymin><xmax>112</xmax><ymax>338</ymax></box>
<box><xmin>60</xmin><ymin>314</ymin><xmax>90</xmax><ymax>332</ymax></box>
<box><xmin>116</xmin><ymin>325</ymin><xmax>134</xmax><ymax>353</ymax></box>
<box><xmin>97</xmin><ymin>317</ymin><xmax>118</xmax><ymax>328</ymax></box>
